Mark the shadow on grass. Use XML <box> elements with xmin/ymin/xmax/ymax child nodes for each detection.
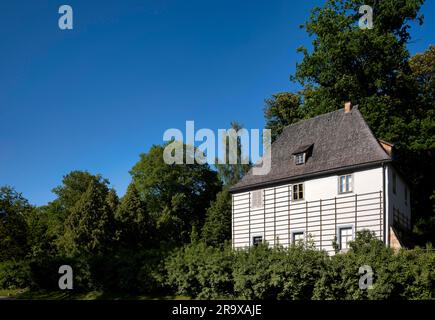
<box><xmin>2</xmin><ymin>288</ymin><xmax>190</xmax><ymax>300</ymax></box>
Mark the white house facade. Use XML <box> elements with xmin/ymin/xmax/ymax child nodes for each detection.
<box><xmin>230</xmin><ymin>103</ymin><xmax>411</xmax><ymax>254</ymax></box>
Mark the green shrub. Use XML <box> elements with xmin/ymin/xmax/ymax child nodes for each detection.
<box><xmin>0</xmin><ymin>260</ymin><xmax>31</xmax><ymax>289</ymax></box>
<box><xmin>92</xmin><ymin>248</ymin><xmax>167</xmax><ymax>294</ymax></box>
<box><xmin>29</xmin><ymin>255</ymin><xmax>94</xmax><ymax>291</ymax></box>
<box><xmin>165</xmin><ymin>242</ymin><xmax>234</xmax><ymax>299</ymax></box>
<box><xmin>313</xmin><ymin>230</ymin><xmax>435</xmax><ymax>300</ymax></box>
<box><xmin>233</xmin><ymin>244</ymin><xmax>327</xmax><ymax>299</ymax></box>
<box><xmin>165</xmin><ymin>231</ymin><xmax>434</xmax><ymax>300</ymax></box>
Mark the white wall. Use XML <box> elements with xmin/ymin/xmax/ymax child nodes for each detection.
<box><xmin>232</xmin><ymin>166</ymin><xmax>385</xmax><ymax>254</ymax></box>
<box><xmin>386</xmin><ymin>164</ymin><xmax>411</xmax><ymax>234</ymax></box>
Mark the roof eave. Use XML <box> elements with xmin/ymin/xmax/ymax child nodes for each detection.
<box><xmin>229</xmin><ymin>159</ymin><xmax>392</xmax><ymax>194</ymax></box>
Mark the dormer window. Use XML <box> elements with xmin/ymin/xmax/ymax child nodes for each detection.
<box><xmin>292</xmin><ymin>144</ymin><xmax>313</xmax><ymax>165</ymax></box>
<box><xmin>295</xmin><ymin>153</ymin><xmax>305</xmax><ymax>165</ymax></box>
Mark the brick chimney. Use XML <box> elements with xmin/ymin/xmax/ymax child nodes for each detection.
<box><xmin>344</xmin><ymin>101</ymin><xmax>352</xmax><ymax>113</ymax></box>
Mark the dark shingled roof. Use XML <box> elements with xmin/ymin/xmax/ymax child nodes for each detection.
<box><xmin>230</xmin><ymin>107</ymin><xmax>391</xmax><ymax>192</ymax></box>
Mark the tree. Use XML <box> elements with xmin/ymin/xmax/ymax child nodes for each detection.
<box><xmin>130</xmin><ymin>144</ymin><xmax>221</xmax><ymax>245</ymax></box>
<box><xmin>60</xmin><ymin>180</ymin><xmax>114</xmax><ymax>256</ymax></box>
<box><xmin>115</xmin><ymin>183</ymin><xmax>153</xmax><ymax>247</ymax></box>
<box><xmin>201</xmin><ymin>189</ymin><xmax>232</xmax><ymax>247</ymax></box>
<box><xmin>264</xmin><ymin>0</ymin><xmax>433</xmax><ymax>244</ymax></box>
<box><xmin>52</xmin><ymin>171</ymin><xmax>110</xmax><ymax>212</ymax></box>
<box><xmin>0</xmin><ymin>186</ymin><xmax>31</xmax><ymax>261</ymax></box>
<box><xmin>264</xmin><ymin>93</ymin><xmax>304</xmax><ymax>142</ymax></box>
<box><xmin>294</xmin><ymin>0</ymin><xmax>424</xmax><ymax>117</ymax></box>
<box><xmin>216</xmin><ymin>122</ymin><xmax>252</xmax><ymax>186</ymax></box>
<box><xmin>404</xmin><ymin>45</ymin><xmax>435</xmax><ymax>245</ymax></box>
<box><xmin>25</xmin><ymin>205</ymin><xmax>58</xmax><ymax>258</ymax></box>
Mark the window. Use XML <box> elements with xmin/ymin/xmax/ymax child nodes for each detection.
<box><xmin>338</xmin><ymin>174</ymin><xmax>353</xmax><ymax>193</ymax></box>
<box><xmin>252</xmin><ymin>236</ymin><xmax>263</xmax><ymax>246</ymax></box>
<box><xmin>339</xmin><ymin>226</ymin><xmax>353</xmax><ymax>251</ymax></box>
<box><xmin>294</xmin><ymin>153</ymin><xmax>305</xmax><ymax>165</ymax></box>
<box><xmin>405</xmin><ymin>187</ymin><xmax>408</xmax><ymax>206</ymax></box>
<box><xmin>292</xmin><ymin>184</ymin><xmax>304</xmax><ymax>200</ymax></box>
<box><xmin>392</xmin><ymin>172</ymin><xmax>397</xmax><ymax>194</ymax></box>
<box><xmin>251</xmin><ymin>190</ymin><xmax>263</xmax><ymax>209</ymax></box>
<box><xmin>292</xmin><ymin>231</ymin><xmax>304</xmax><ymax>244</ymax></box>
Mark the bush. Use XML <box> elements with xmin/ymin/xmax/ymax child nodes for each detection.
<box><xmin>165</xmin><ymin>242</ymin><xmax>234</xmax><ymax>299</ymax></box>
<box><xmin>29</xmin><ymin>254</ymin><xmax>94</xmax><ymax>291</ymax></box>
<box><xmin>233</xmin><ymin>244</ymin><xmax>327</xmax><ymax>299</ymax></box>
<box><xmin>313</xmin><ymin>230</ymin><xmax>435</xmax><ymax>300</ymax></box>
<box><xmin>165</xmin><ymin>232</ymin><xmax>434</xmax><ymax>300</ymax></box>
<box><xmin>92</xmin><ymin>248</ymin><xmax>167</xmax><ymax>294</ymax></box>
<box><xmin>0</xmin><ymin>260</ymin><xmax>31</xmax><ymax>289</ymax></box>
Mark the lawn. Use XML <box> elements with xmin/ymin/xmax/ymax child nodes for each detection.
<box><xmin>0</xmin><ymin>288</ymin><xmax>190</xmax><ymax>300</ymax></box>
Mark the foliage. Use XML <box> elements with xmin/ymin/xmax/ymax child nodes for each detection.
<box><xmin>0</xmin><ymin>260</ymin><xmax>31</xmax><ymax>290</ymax></box>
<box><xmin>165</xmin><ymin>242</ymin><xmax>234</xmax><ymax>299</ymax></box>
<box><xmin>52</xmin><ymin>171</ymin><xmax>110</xmax><ymax>212</ymax></box>
<box><xmin>264</xmin><ymin>0</ymin><xmax>433</xmax><ymax>243</ymax></box>
<box><xmin>232</xmin><ymin>244</ymin><xmax>327</xmax><ymax>300</ymax></box>
<box><xmin>115</xmin><ymin>183</ymin><xmax>153</xmax><ymax>248</ymax></box>
<box><xmin>91</xmin><ymin>248</ymin><xmax>167</xmax><ymax>294</ymax></box>
<box><xmin>59</xmin><ymin>179</ymin><xmax>114</xmax><ymax>256</ymax></box>
<box><xmin>130</xmin><ymin>144</ymin><xmax>221</xmax><ymax>245</ymax></box>
<box><xmin>201</xmin><ymin>189</ymin><xmax>232</xmax><ymax>247</ymax></box>
<box><xmin>166</xmin><ymin>232</ymin><xmax>434</xmax><ymax>300</ymax></box>
<box><xmin>0</xmin><ymin>186</ymin><xmax>31</xmax><ymax>261</ymax></box>
<box><xmin>264</xmin><ymin>93</ymin><xmax>304</xmax><ymax>142</ymax></box>
<box><xmin>29</xmin><ymin>255</ymin><xmax>94</xmax><ymax>291</ymax></box>
<box><xmin>216</xmin><ymin>122</ymin><xmax>252</xmax><ymax>186</ymax></box>
<box><xmin>24</xmin><ymin>206</ymin><xmax>58</xmax><ymax>258</ymax></box>
<box><xmin>313</xmin><ymin>231</ymin><xmax>434</xmax><ymax>300</ymax></box>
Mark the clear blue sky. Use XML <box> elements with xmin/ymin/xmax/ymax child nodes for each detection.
<box><xmin>1</xmin><ymin>1</ymin><xmax>434</xmax><ymax>206</ymax></box>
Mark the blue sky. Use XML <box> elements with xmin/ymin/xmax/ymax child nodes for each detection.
<box><xmin>1</xmin><ymin>1</ymin><xmax>434</xmax><ymax>206</ymax></box>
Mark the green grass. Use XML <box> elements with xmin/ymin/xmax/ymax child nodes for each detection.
<box><xmin>0</xmin><ymin>288</ymin><xmax>190</xmax><ymax>300</ymax></box>
<box><xmin>0</xmin><ymin>288</ymin><xmax>27</xmax><ymax>298</ymax></box>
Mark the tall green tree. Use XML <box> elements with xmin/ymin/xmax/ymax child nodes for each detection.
<box><xmin>115</xmin><ymin>183</ymin><xmax>153</xmax><ymax>247</ymax></box>
<box><xmin>407</xmin><ymin>45</ymin><xmax>435</xmax><ymax>245</ymax></box>
<box><xmin>202</xmin><ymin>122</ymin><xmax>252</xmax><ymax>247</ymax></box>
<box><xmin>294</xmin><ymin>0</ymin><xmax>424</xmax><ymax>117</ymax></box>
<box><xmin>60</xmin><ymin>180</ymin><xmax>114</xmax><ymax>256</ymax></box>
<box><xmin>0</xmin><ymin>186</ymin><xmax>31</xmax><ymax>261</ymax></box>
<box><xmin>130</xmin><ymin>144</ymin><xmax>221</xmax><ymax>245</ymax></box>
<box><xmin>201</xmin><ymin>188</ymin><xmax>232</xmax><ymax>247</ymax></box>
<box><xmin>264</xmin><ymin>0</ymin><xmax>433</xmax><ymax>244</ymax></box>
<box><xmin>25</xmin><ymin>205</ymin><xmax>58</xmax><ymax>258</ymax></box>
<box><xmin>264</xmin><ymin>93</ymin><xmax>304</xmax><ymax>142</ymax></box>
<box><xmin>52</xmin><ymin>170</ymin><xmax>110</xmax><ymax>212</ymax></box>
<box><xmin>216</xmin><ymin>122</ymin><xmax>252</xmax><ymax>186</ymax></box>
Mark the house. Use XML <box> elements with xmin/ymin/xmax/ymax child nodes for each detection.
<box><xmin>229</xmin><ymin>102</ymin><xmax>411</xmax><ymax>254</ymax></box>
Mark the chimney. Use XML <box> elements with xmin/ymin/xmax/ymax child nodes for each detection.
<box><xmin>344</xmin><ymin>101</ymin><xmax>352</xmax><ymax>113</ymax></box>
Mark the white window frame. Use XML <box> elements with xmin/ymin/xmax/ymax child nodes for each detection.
<box><xmin>291</xmin><ymin>230</ymin><xmax>305</xmax><ymax>244</ymax></box>
<box><xmin>336</xmin><ymin>225</ymin><xmax>354</xmax><ymax>252</ymax></box>
<box><xmin>292</xmin><ymin>183</ymin><xmax>304</xmax><ymax>201</ymax></box>
<box><xmin>294</xmin><ymin>153</ymin><xmax>306</xmax><ymax>165</ymax></box>
<box><xmin>250</xmin><ymin>189</ymin><xmax>264</xmax><ymax>209</ymax></box>
<box><xmin>252</xmin><ymin>235</ymin><xmax>263</xmax><ymax>246</ymax></box>
<box><xmin>338</xmin><ymin>174</ymin><xmax>353</xmax><ymax>194</ymax></box>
